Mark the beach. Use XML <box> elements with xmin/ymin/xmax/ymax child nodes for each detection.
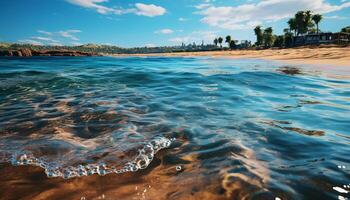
<box><xmin>112</xmin><ymin>46</ymin><xmax>350</xmax><ymax>67</ymax></box>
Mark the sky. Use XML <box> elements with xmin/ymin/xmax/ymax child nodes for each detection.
<box><xmin>0</xmin><ymin>0</ymin><xmax>349</xmax><ymax>47</ymax></box>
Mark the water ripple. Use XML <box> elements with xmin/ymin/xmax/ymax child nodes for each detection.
<box><xmin>0</xmin><ymin>56</ymin><xmax>349</xmax><ymax>199</ymax></box>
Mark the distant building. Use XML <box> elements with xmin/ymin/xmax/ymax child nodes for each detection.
<box><xmin>293</xmin><ymin>32</ymin><xmax>350</xmax><ymax>46</ymax></box>
<box><xmin>333</xmin><ymin>32</ymin><xmax>350</xmax><ymax>44</ymax></box>
<box><xmin>236</xmin><ymin>40</ymin><xmax>252</xmax><ymax>49</ymax></box>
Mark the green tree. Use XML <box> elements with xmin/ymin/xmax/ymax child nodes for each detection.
<box><xmin>283</xmin><ymin>28</ymin><xmax>290</xmax><ymax>34</ymax></box>
<box><xmin>308</xmin><ymin>28</ymin><xmax>317</xmax><ymax>34</ymax></box>
<box><xmin>294</xmin><ymin>10</ymin><xmax>314</xmax><ymax>35</ymax></box>
<box><xmin>341</xmin><ymin>26</ymin><xmax>350</xmax><ymax>33</ymax></box>
<box><xmin>273</xmin><ymin>35</ymin><xmax>285</xmax><ymax>47</ymax></box>
<box><xmin>295</xmin><ymin>11</ymin><xmax>305</xmax><ymax>35</ymax></box>
<box><xmin>213</xmin><ymin>38</ymin><xmax>218</xmax><ymax>46</ymax></box>
<box><xmin>254</xmin><ymin>26</ymin><xmax>263</xmax><ymax>46</ymax></box>
<box><xmin>312</xmin><ymin>14</ymin><xmax>323</xmax><ymax>34</ymax></box>
<box><xmin>288</xmin><ymin>18</ymin><xmax>297</xmax><ymax>36</ymax></box>
<box><xmin>304</xmin><ymin>10</ymin><xmax>314</xmax><ymax>30</ymax></box>
<box><xmin>225</xmin><ymin>35</ymin><xmax>232</xmax><ymax>47</ymax></box>
<box><xmin>218</xmin><ymin>37</ymin><xmax>223</xmax><ymax>48</ymax></box>
<box><xmin>263</xmin><ymin>27</ymin><xmax>274</xmax><ymax>48</ymax></box>
<box><xmin>284</xmin><ymin>32</ymin><xmax>294</xmax><ymax>47</ymax></box>
<box><xmin>229</xmin><ymin>40</ymin><xmax>236</xmax><ymax>50</ymax></box>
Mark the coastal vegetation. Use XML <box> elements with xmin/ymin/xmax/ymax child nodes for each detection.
<box><xmin>0</xmin><ymin>43</ymin><xmax>220</xmax><ymax>55</ymax></box>
<box><xmin>253</xmin><ymin>10</ymin><xmax>324</xmax><ymax>48</ymax></box>
<box><xmin>342</xmin><ymin>26</ymin><xmax>350</xmax><ymax>33</ymax></box>
<box><xmin>213</xmin><ymin>10</ymin><xmax>348</xmax><ymax>50</ymax></box>
<box><xmin>212</xmin><ymin>35</ymin><xmax>237</xmax><ymax>50</ymax></box>
<box><xmin>312</xmin><ymin>14</ymin><xmax>323</xmax><ymax>34</ymax></box>
<box><xmin>251</xmin><ymin>10</ymin><xmax>349</xmax><ymax>48</ymax></box>
<box><xmin>218</xmin><ymin>37</ymin><xmax>223</xmax><ymax>48</ymax></box>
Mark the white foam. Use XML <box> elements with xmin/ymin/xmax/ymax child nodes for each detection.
<box><xmin>338</xmin><ymin>195</ymin><xmax>347</xmax><ymax>200</ymax></box>
<box><xmin>176</xmin><ymin>165</ymin><xmax>182</xmax><ymax>171</ymax></box>
<box><xmin>8</xmin><ymin>136</ymin><xmax>174</xmax><ymax>179</ymax></box>
<box><xmin>333</xmin><ymin>186</ymin><xmax>349</xmax><ymax>194</ymax></box>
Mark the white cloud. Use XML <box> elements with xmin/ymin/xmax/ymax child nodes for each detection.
<box><xmin>49</xmin><ymin>42</ymin><xmax>64</xmax><ymax>46</ymax></box>
<box><xmin>59</xmin><ymin>30</ymin><xmax>82</xmax><ymax>41</ymax></box>
<box><xmin>18</xmin><ymin>39</ymin><xmax>43</xmax><ymax>46</ymax></box>
<box><xmin>31</xmin><ymin>36</ymin><xmax>59</xmax><ymax>43</ymax></box>
<box><xmin>19</xmin><ymin>29</ymin><xmax>84</xmax><ymax>46</ymax></box>
<box><xmin>66</xmin><ymin>0</ymin><xmax>166</xmax><ymax>17</ymax></box>
<box><xmin>71</xmin><ymin>42</ymin><xmax>83</xmax><ymax>46</ymax></box>
<box><xmin>66</xmin><ymin>0</ymin><xmax>113</xmax><ymax>14</ymax></box>
<box><xmin>195</xmin><ymin>3</ymin><xmax>212</xmax><ymax>9</ymax></box>
<box><xmin>37</xmin><ymin>30</ymin><xmax>52</xmax><ymax>35</ymax></box>
<box><xmin>178</xmin><ymin>17</ymin><xmax>188</xmax><ymax>21</ymax></box>
<box><xmin>134</xmin><ymin>3</ymin><xmax>166</xmax><ymax>17</ymax></box>
<box><xmin>324</xmin><ymin>15</ymin><xmax>348</xmax><ymax>19</ymax></box>
<box><xmin>155</xmin><ymin>29</ymin><xmax>174</xmax><ymax>34</ymax></box>
<box><xmin>197</xmin><ymin>0</ymin><xmax>350</xmax><ymax>30</ymax></box>
<box><xmin>169</xmin><ymin>36</ymin><xmax>191</xmax><ymax>43</ymax></box>
<box><xmin>145</xmin><ymin>43</ymin><xmax>156</xmax><ymax>47</ymax></box>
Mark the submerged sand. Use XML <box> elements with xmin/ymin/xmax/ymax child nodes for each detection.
<box><xmin>112</xmin><ymin>46</ymin><xmax>350</xmax><ymax>67</ymax></box>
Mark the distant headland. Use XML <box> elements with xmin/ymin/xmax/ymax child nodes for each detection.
<box><xmin>0</xmin><ymin>48</ymin><xmax>99</xmax><ymax>57</ymax></box>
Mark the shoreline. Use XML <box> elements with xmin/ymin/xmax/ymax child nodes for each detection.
<box><xmin>2</xmin><ymin>46</ymin><xmax>349</xmax><ymax>67</ymax></box>
<box><xmin>110</xmin><ymin>46</ymin><xmax>350</xmax><ymax>67</ymax></box>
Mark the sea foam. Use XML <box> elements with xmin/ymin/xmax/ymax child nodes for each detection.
<box><xmin>8</xmin><ymin>136</ymin><xmax>173</xmax><ymax>179</ymax></box>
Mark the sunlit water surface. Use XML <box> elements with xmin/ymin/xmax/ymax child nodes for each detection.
<box><xmin>0</xmin><ymin>56</ymin><xmax>349</xmax><ymax>200</ymax></box>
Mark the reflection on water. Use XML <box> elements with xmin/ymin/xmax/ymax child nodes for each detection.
<box><xmin>0</xmin><ymin>56</ymin><xmax>350</xmax><ymax>199</ymax></box>
<box><xmin>261</xmin><ymin>120</ymin><xmax>325</xmax><ymax>136</ymax></box>
<box><xmin>277</xmin><ymin>66</ymin><xmax>303</xmax><ymax>76</ymax></box>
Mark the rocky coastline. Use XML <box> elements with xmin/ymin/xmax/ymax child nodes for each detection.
<box><xmin>0</xmin><ymin>49</ymin><xmax>99</xmax><ymax>57</ymax></box>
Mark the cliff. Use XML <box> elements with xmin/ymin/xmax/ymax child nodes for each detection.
<box><xmin>0</xmin><ymin>49</ymin><xmax>99</xmax><ymax>57</ymax></box>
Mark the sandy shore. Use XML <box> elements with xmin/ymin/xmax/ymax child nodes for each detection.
<box><xmin>112</xmin><ymin>46</ymin><xmax>350</xmax><ymax>67</ymax></box>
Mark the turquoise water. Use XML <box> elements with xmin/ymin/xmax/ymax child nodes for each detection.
<box><xmin>0</xmin><ymin>56</ymin><xmax>350</xmax><ymax>199</ymax></box>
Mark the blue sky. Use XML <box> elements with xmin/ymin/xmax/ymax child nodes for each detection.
<box><xmin>0</xmin><ymin>0</ymin><xmax>349</xmax><ymax>47</ymax></box>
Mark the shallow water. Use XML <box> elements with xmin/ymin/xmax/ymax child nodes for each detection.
<box><xmin>0</xmin><ymin>56</ymin><xmax>349</xmax><ymax>200</ymax></box>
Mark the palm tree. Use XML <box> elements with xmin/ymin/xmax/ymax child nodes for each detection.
<box><xmin>288</xmin><ymin>18</ymin><xmax>297</xmax><ymax>36</ymax></box>
<box><xmin>263</xmin><ymin>27</ymin><xmax>274</xmax><ymax>48</ymax></box>
<box><xmin>254</xmin><ymin>26</ymin><xmax>263</xmax><ymax>46</ymax></box>
<box><xmin>295</xmin><ymin>11</ymin><xmax>305</xmax><ymax>35</ymax></box>
<box><xmin>273</xmin><ymin>35</ymin><xmax>285</xmax><ymax>48</ymax></box>
<box><xmin>229</xmin><ymin>40</ymin><xmax>236</xmax><ymax>50</ymax></box>
<box><xmin>341</xmin><ymin>26</ymin><xmax>350</xmax><ymax>33</ymax></box>
<box><xmin>225</xmin><ymin>35</ymin><xmax>232</xmax><ymax>47</ymax></box>
<box><xmin>294</xmin><ymin>10</ymin><xmax>316</xmax><ymax>35</ymax></box>
<box><xmin>312</xmin><ymin>14</ymin><xmax>322</xmax><ymax>34</ymax></box>
<box><xmin>284</xmin><ymin>31</ymin><xmax>294</xmax><ymax>47</ymax></box>
<box><xmin>218</xmin><ymin>37</ymin><xmax>223</xmax><ymax>48</ymax></box>
<box><xmin>213</xmin><ymin>38</ymin><xmax>218</xmax><ymax>46</ymax></box>
<box><xmin>304</xmin><ymin>10</ymin><xmax>314</xmax><ymax>32</ymax></box>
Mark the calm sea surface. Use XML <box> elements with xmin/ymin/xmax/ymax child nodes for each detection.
<box><xmin>0</xmin><ymin>56</ymin><xmax>349</xmax><ymax>200</ymax></box>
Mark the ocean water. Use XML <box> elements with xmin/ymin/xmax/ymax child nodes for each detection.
<box><xmin>0</xmin><ymin>56</ymin><xmax>349</xmax><ymax>200</ymax></box>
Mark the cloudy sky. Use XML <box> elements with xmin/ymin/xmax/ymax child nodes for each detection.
<box><xmin>1</xmin><ymin>0</ymin><xmax>349</xmax><ymax>47</ymax></box>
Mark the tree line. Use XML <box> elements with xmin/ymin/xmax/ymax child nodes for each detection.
<box><xmin>253</xmin><ymin>10</ymin><xmax>349</xmax><ymax>48</ymax></box>
<box><xmin>212</xmin><ymin>10</ymin><xmax>350</xmax><ymax>49</ymax></box>
<box><xmin>213</xmin><ymin>36</ymin><xmax>237</xmax><ymax>49</ymax></box>
<box><xmin>211</xmin><ymin>11</ymin><xmax>329</xmax><ymax>49</ymax></box>
<box><xmin>0</xmin><ymin>43</ymin><xmax>220</xmax><ymax>54</ymax></box>
<box><xmin>253</xmin><ymin>11</ymin><xmax>325</xmax><ymax>48</ymax></box>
